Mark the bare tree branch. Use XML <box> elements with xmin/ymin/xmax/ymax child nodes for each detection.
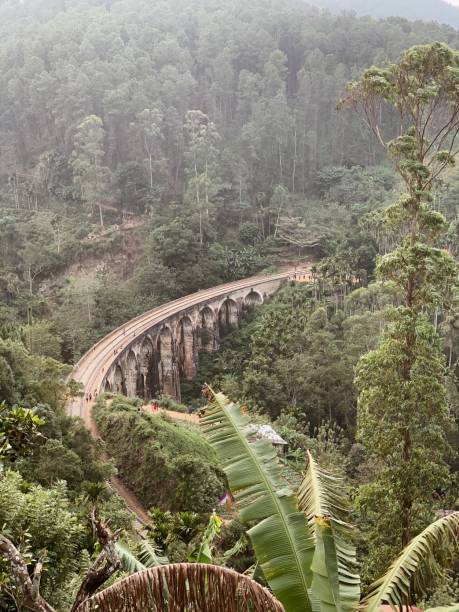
<box><xmin>31</xmin><ymin>560</ymin><xmax>44</xmax><ymax>601</ymax></box>
<box><xmin>70</xmin><ymin>513</ymin><xmax>121</xmax><ymax>612</ymax></box>
<box><xmin>0</xmin><ymin>535</ymin><xmax>55</xmax><ymax>612</ymax></box>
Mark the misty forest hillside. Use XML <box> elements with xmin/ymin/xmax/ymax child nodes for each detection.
<box><xmin>310</xmin><ymin>0</ymin><xmax>459</xmax><ymax>29</ymax></box>
<box><xmin>2</xmin><ymin>0</ymin><xmax>459</xmax><ymax>179</ymax></box>
<box><xmin>1</xmin><ymin>0</ymin><xmax>459</xmax><ymax>367</ymax></box>
<box><xmin>1</xmin><ymin>0</ymin><xmax>459</xmax><ymax>610</ymax></box>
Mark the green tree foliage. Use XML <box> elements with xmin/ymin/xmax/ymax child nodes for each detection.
<box><xmin>72</xmin><ymin>115</ymin><xmax>112</xmax><ymax>227</ymax></box>
<box><xmin>311</xmin><ymin>0</ymin><xmax>459</xmax><ymax>29</ymax></box>
<box><xmin>341</xmin><ymin>42</ymin><xmax>459</xmax><ymax>576</ymax></box>
<box><xmin>193</xmin><ymin>282</ymin><xmax>384</xmax><ymax>432</ymax></box>
<box><xmin>0</xmin><ymin>334</ymin><xmax>114</xmax><ymax>494</ymax></box>
<box><xmin>0</xmin><ymin>404</ymin><xmax>44</xmax><ymax>464</ymax></box>
<box><xmin>0</xmin><ymin>338</ymin><xmax>71</xmax><ymax>408</ymax></box>
<box><xmin>134</xmin><ymin>107</ymin><xmax>164</xmax><ymax>191</ymax></box>
<box><xmin>0</xmin><ymin>471</ymin><xmax>85</xmax><ymax>608</ymax></box>
<box><xmin>3</xmin><ymin>0</ymin><xmax>454</xmax><ymax>364</ymax></box>
<box><xmin>184</xmin><ymin>110</ymin><xmax>222</xmax><ymax>245</ymax></box>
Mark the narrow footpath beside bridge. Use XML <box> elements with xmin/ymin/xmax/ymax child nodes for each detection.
<box><xmin>68</xmin><ymin>271</ymin><xmax>294</xmax><ymax>429</ymax></box>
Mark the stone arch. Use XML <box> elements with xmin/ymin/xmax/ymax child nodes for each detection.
<box><xmin>218</xmin><ymin>298</ymin><xmax>238</xmax><ymax>334</ymax></box>
<box><xmin>114</xmin><ymin>364</ymin><xmax>126</xmax><ymax>395</ymax></box>
<box><xmin>244</xmin><ymin>290</ymin><xmax>263</xmax><ymax>307</ymax></box>
<box><xmin>138</xmin><ymin>336</ymin><xmax>156</xmax><ymax>400</ymax></box>
<box><xmin>157</xmin><ymin>326</ymin><xmax>179</xmax><ymax>399</ymax></box>
<box><xmin>125</xmin><ymin>350</ymin><xmax>138</xmax><ymax>397</ymax></box>
<box><xmin>177</xmin><ymin>316</ymin><xmax>195</xmax><ymax>379</ymax></box>
<box><xmin>199</xmin><ymin>306</ymin><xmax>216</xmax><ymax>352</ymax></box>
<box><xmin>104</xmin><ymin>379</ymin><xmax>112</xmax><ymax>393</ymax></box>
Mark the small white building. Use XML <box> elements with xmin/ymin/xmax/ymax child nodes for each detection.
<box><xmin>247</xmin><ymin>424</ymin><xmax>288</xmax><ymax>455</ymax></box>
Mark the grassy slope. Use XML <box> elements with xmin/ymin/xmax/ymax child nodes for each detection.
<box><xmin>93</xmin><ymin>395</ymin><xmax>225</xmax><ymax>514</ymax></box>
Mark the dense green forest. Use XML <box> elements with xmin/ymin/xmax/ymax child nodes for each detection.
<box><xmin>1</xmin><ymin>0</ymin><xmax>459</xmax><ymax>365</ymax></box>
<box><xmin>1</xmin><ymin>0</ymin><xmax>459</xmax><ymax>610</ymax></box>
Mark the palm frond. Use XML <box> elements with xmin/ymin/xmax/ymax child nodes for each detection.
<box><xmin>201</xmin><ymin>389</ymin><xmax>314</xmax><ymax>612</ymax></box>
<box><xmin>310</xmin><ymin>517</ymin><xmax>342</xmax><ymax>612</ymax></box>
<box><xmin>116</xmin><ymin>541</ymin><xmax>146</xmax><ymax>573</ymax></box>
<box><xmin>116</xmin><ymin>539</ymin><xmax>168</xmax><ymax>574</ymax></box>
<box><xmin>298</xmin><ymin>451</ymin><xmax>360</xmax><ymax>612</ymax></box>
<box><xmin>362</xmin><ymin>512</ymin><xmax>459</xmax><ymax>612</ymax></box>
<box><xmin>298</xmin><ymin>451</ymin><xmax>349</xmax><ymax>523</ymax></box>
<box><xmin>138</xmin><ymin>539</ymin><xmax>169</xmax><ymax>568</ymax></box>
<box><xmin>75</xmin><ymin>563</ymin><xmax>285</xmax><ymax>611</ymax></box>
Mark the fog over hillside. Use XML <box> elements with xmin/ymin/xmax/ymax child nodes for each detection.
<box><xmin>1</xmin><ymin>1</ymin><xmax>459</xmax><ymax>610</ymax></box>
<box><xmin>309</xmin><ymin>0</ymin><xmax>459</xmax><ymax>28</ymax></box>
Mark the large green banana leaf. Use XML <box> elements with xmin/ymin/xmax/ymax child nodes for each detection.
<box><xmin>298</xmin><ymin>452</ymin><xmax>360</xmax><ymax>612</ymax></box>
<box><xmin>310</xmin><ymin>517</ymin><xmax>342</xmax><ymax>612</ymax></box>
<box><xmin>298</xmin><ymin>451</ymin><xmax>349</xmax><ymax>523</ymax></box>
<box><xmin>201</xmin><ymin>390</ymin><xmax>314</xmax><ymax>612</ymax></box>
<box><xmin>361</xmin><ymin>511</ymin><xmax>459</xmax><ymax>612</ymax></box>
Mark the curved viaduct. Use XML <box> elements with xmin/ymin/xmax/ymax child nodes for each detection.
<box><xmin>68</xmin><ymin>271</ymin><xmax>292</xmax><ymax>427</ymax></box>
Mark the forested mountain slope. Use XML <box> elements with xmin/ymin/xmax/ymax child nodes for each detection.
<box><xmin>1</xmin><ymin>0</ymin><xmax>459</xmax><ymax>184</ymax></box>
<box><xmin>309</xmin><ymin>0</ymin><xmax>459</xmax><ymax>29</ymax></box>
<box><xmin>1</xmin><ymin>0</ymin><xmax>458</xmax><ymax>365</ymax></box>
<box><xmin>1</xmin><ymin>2</ymin><xmax>459</xmax><ymax>607</ymax></box>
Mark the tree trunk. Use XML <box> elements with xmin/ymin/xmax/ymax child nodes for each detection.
<box><xmin>70</xmin><ymin>539</ymin><xmax>120</xmax><ymax>612</ymax></box>
<box><xmin>199</xmin><ymin>210</ymin><xmax>203</xmax><ymax>246</ymax></box>
<box><xmin>292</xmin><ymin>124</ymin><xmax>297</xmax><ymax>193</ymax></box>
<box><xmin>0</xmin><ymin>536</ymin><xmax>56</xmax><ymax>612</ymax></box>
<box><xmin>1</xmin><ymin>516</ymin><xmax>120</xmax><ymax>612</ymax></box>
<box><xmin>149</xmin><ymin>153</ymin><xmax>153</xmax><ymax>189</ymax></box>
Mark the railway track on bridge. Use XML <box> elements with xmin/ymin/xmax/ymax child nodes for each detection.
<box><xmin>67</xmin><ymin>271</ymin><xmax>293</xmax><ymax>524</ymax></box>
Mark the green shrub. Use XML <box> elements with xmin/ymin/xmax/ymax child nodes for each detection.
<box><xmin>93</xmin><ymin>396</ymin><xmax>225</xmax><ymax>513</ymax></box>
<box><xmin>157</xmin><ymin>393</ymin><xmax>188</xmax><ymax>413</ymax></box>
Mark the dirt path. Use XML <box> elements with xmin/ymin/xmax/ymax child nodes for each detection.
<box><xmin>159</xmin><ymin>408</ymin><xmax>199</xmax><ymax>424</ymax></box>
<box><xmin>110</xmin><ymin>475</ymin><xmax>152</xmax><ymax>527</ymax></box>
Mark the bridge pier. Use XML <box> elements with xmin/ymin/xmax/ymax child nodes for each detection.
<box><xmin>99</xmin><ymin>281</ymin><xmax>283</xmax><ymax>404</ymax></box>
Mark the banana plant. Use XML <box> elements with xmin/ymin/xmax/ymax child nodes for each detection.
<box><xmin>201</xmin><ymin>389</ymin><xmax>459</xmax><ymax>612</ymax></box>
<box><xmin>201</xmin><ymin>389</ymin><xmax>315</xmax><ymax>612</ymax></box>
<box><xmin>298</xmin><ymin>451</ymin><xmax>360</xmax><ymax>612</ymax></box>
<box><xmin>362</xmin><ymin>513</ymin><xmax>459</xmax><ymax>612</ymax></box>
<box><xmin>188</xmin><ymin>511</ymin><xmax>223</xmax><ymax>564</ymax></box>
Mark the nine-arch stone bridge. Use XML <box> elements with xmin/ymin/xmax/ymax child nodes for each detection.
<box><xmin>68</xmin><ymin>271</ymin><xmax>292</xmax><ymax>427</ymax></box>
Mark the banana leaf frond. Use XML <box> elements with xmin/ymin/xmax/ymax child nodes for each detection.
<box><xmin>201</xmin><ymin>389</ymin><xmax>314</xmax><ymax>612</ymax></box>
<box><xmin>116</xmin><ymin>539</ymin><xmax>168</xmax><ymax>573</ymax></box>
<box><xmin>361</xmin><ymin>512</ymin><xmax>459</xmax><ymax>612</ymax></box>
<box><xmin>298</xmin><ymin>451</ymin><xmax>360</xmax><ymax>612</ymax></box>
